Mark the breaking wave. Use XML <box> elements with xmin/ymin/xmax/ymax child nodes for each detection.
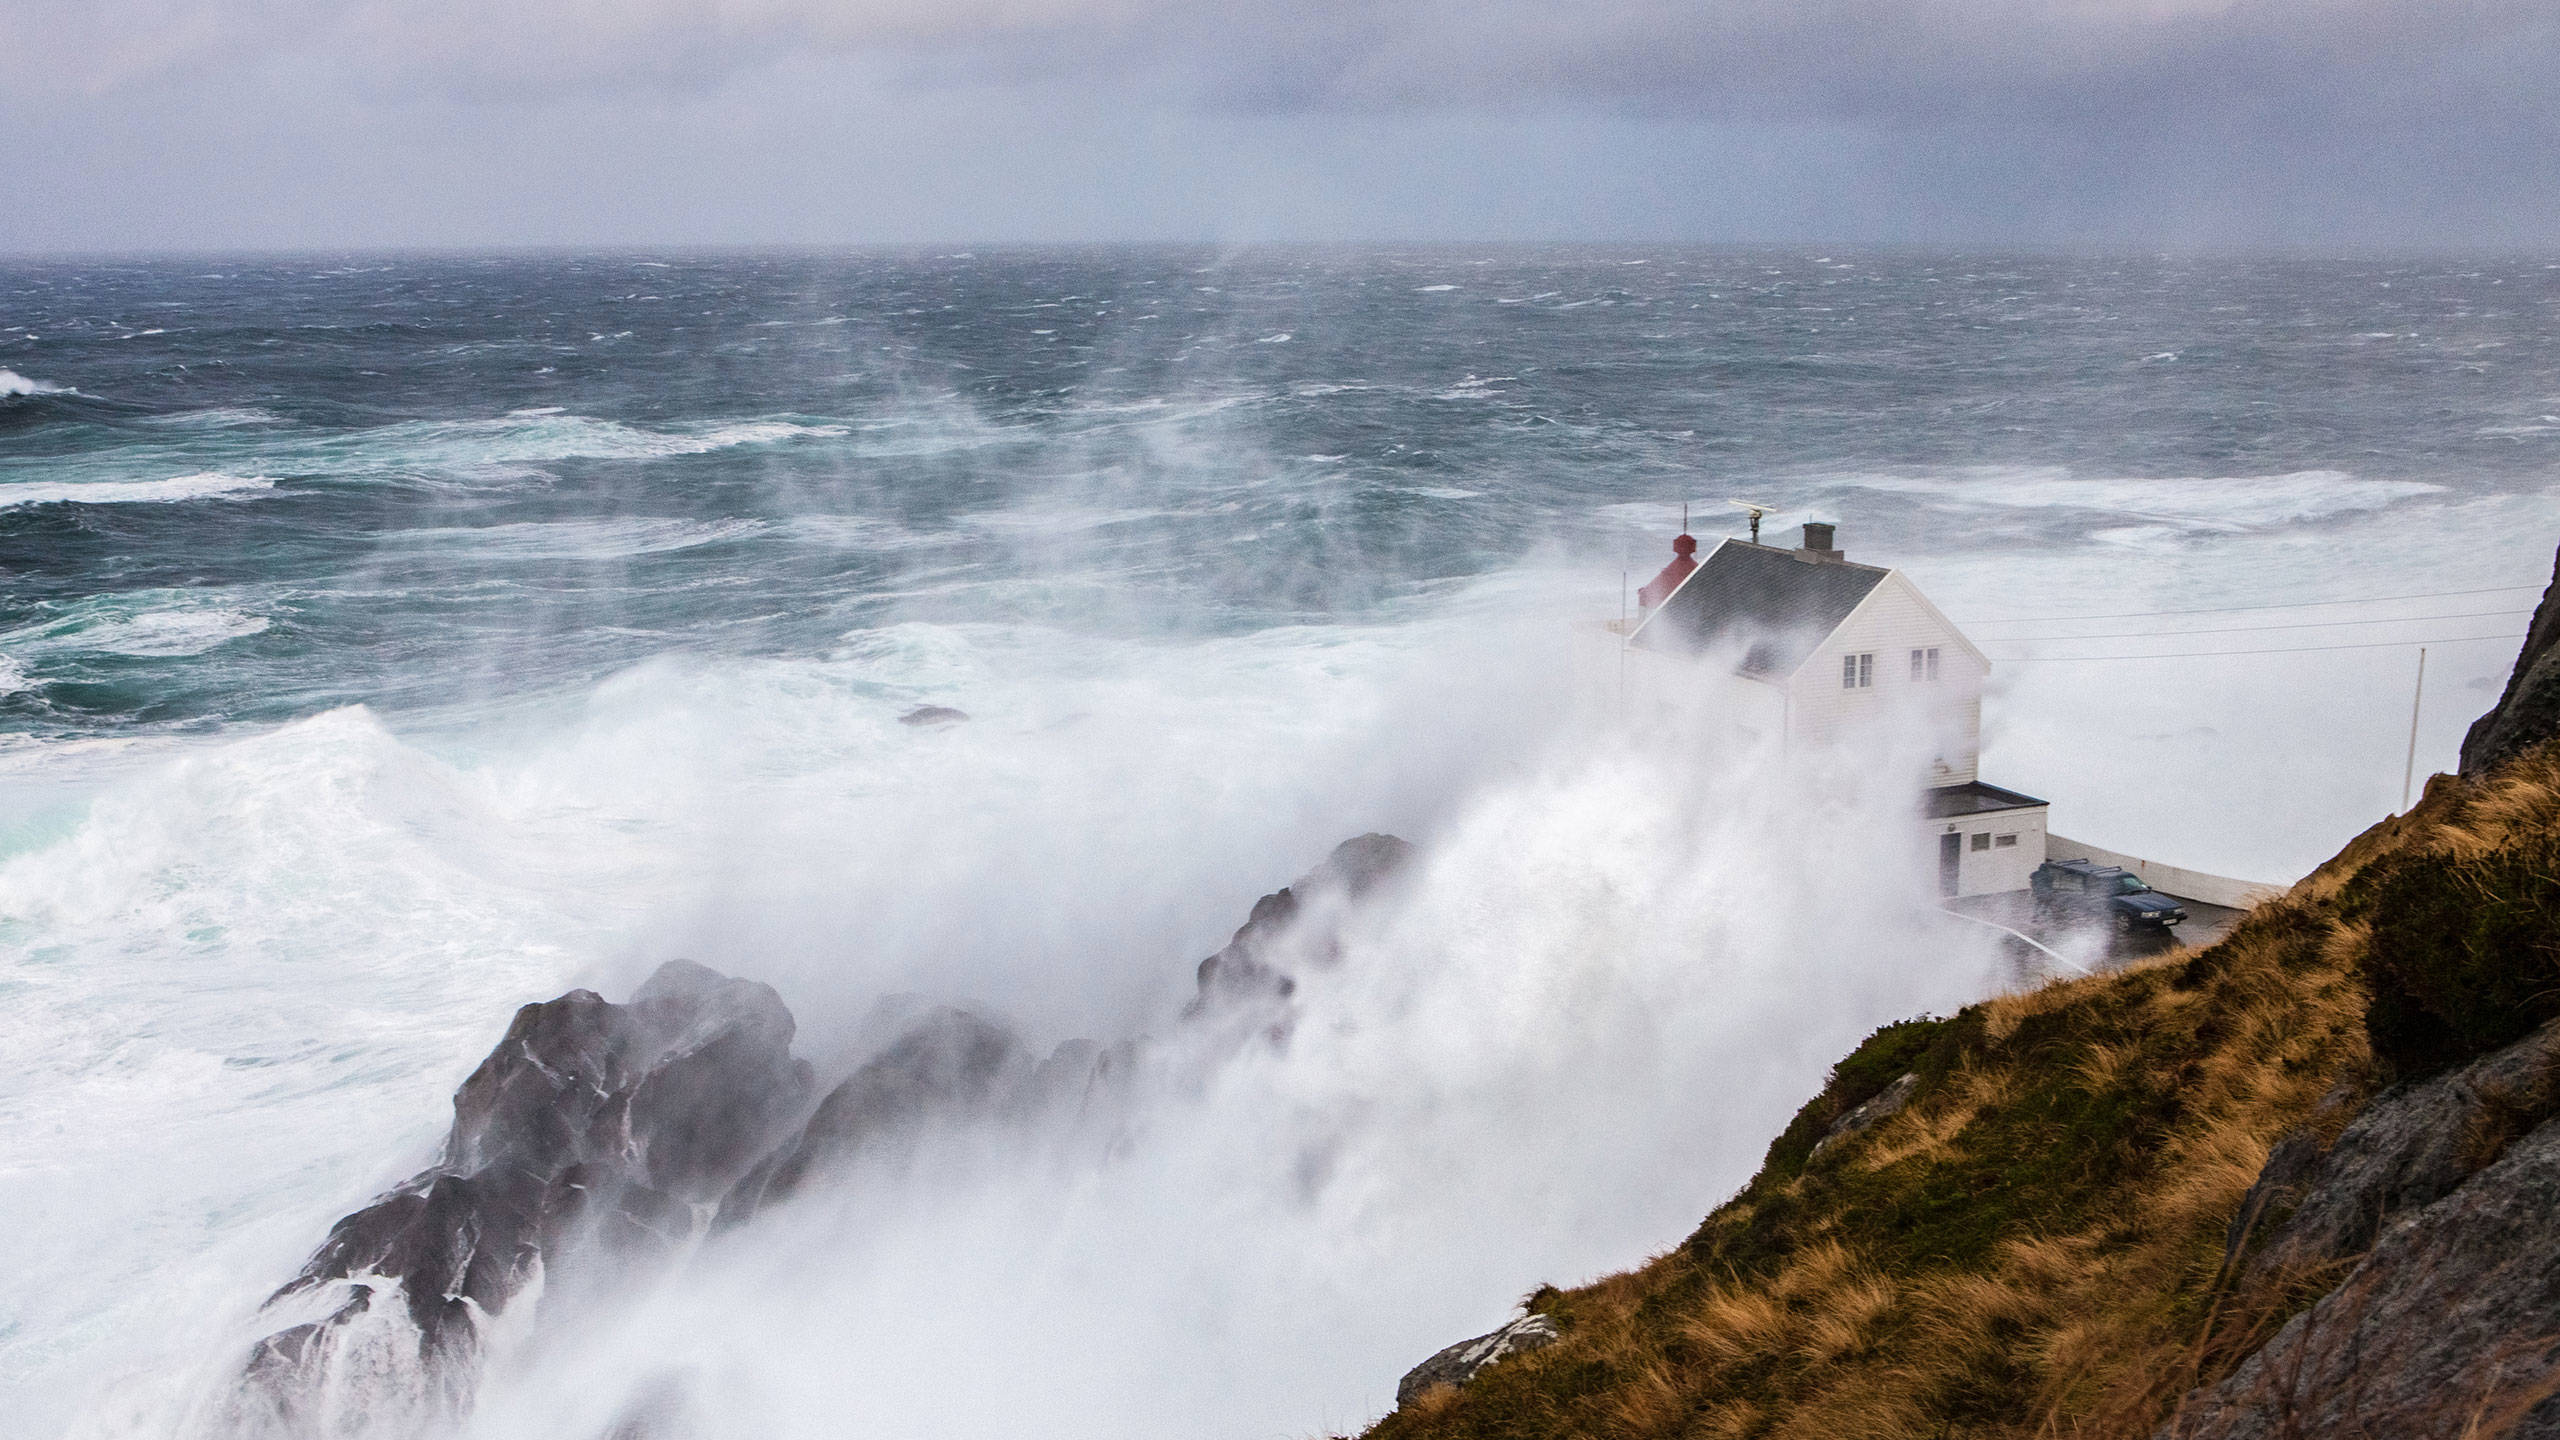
<box><xmin>0</xmin><ymin>473</ymin><xmax>275</xmax><ymax>510</ymax></box>
<box><xmin>0</xmin><ymin>369</ymin><xmax>70</xmax><ymax>398</ymax></box>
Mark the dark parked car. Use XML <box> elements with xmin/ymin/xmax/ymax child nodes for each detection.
<box><xmin>2032</xmin><ymin>858</ymin><xmax>2187</xmax><ymax>930</ymax></box>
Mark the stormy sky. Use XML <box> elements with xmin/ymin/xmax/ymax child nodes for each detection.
<box><xmin>4</xmin><ymin>0</ymin><xmax>2555</xmax><ymax>252</ymax></box>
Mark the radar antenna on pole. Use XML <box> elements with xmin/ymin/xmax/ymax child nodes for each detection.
<box><xmin>1724</xmin><ymin>499</ymin><xmax>1778</xmax><ymax>545</ymax></box>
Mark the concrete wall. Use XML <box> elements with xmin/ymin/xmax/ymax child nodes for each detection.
<box><xmin>1791</xmin><ymin>571</ymin><xmax>1985</xmax><ymax>785</ymax></box>
<box><xmin>2044</xmin><ymin>833</ymin><xmax>2293</xmax><ymax>910</ymax></box>
<box><xmin>1934</xmin><ymin>806</ymin><xmax>2048</xmax><ymax>896</ymax></box>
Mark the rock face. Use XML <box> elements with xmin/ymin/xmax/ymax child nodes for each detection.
<box><xmin>2167</xmin><ymin>1020</ymin><xmax>2560</xmax><ymax>1438</ymax></box>
<box><xmin>1809</xmin><ymin>1072</ymin><xmax>1918</xmax><ymax>1160</ymax></box>
<box><xmin>2463</xmin><ymin>543</ymin><xmax>2560</xmax><ymax>776</ymax></box>
<box><xmin>229</xmin><ymin>836</ymin><xmax>1419</xmax><ymax>1434</ymax></box>
<box><xmin>1397</xmin><ymin>1313</ymin><xmax>1562</xmax><ymax>1407</ymax></box>
<box><xmin>719</xmin><ymin>1006</ymin><xmax>1027</xmax><ymax>1223</ymax></box>
<box><xmin>1189</xmin><ymin>832</ymin><xmax>1413</xmax><ymax>1015</ymax></box>
<box><xmin>232</xmin><ymin>961</ymin><xmax>814</xmax><ymax>1430</ymax></box>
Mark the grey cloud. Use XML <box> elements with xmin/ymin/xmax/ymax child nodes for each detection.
<box><xmin>1</xmin><ymin>0</ymin><xmax>2553</xmax><ymax>249</ymax></box>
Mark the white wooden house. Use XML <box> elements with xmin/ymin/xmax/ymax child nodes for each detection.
<box><xmin>1621</xmin><ymin>522</ymin><xmax>2049</xmax><ymax>897</ymax></box>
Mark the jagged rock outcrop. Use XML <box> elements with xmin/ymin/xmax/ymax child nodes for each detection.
<box><xmin>228</xmin><ymin>834</ymin><xmax>1419</xmax><ymax>1435</ymax></box>
<box><xmin>719</xmin><ymin>1006</ymin><xmax>1027</xmax><ymax>1223</ymax></box>
<box><xmin>231</xmin><ymin>961</ymin><xmax>814</xmax><ymax>1430</ymax></box>
<box><xmin>1808</xmin><ymin>1071</ymin><xmax>1917</xmax><ymax>1160</ymax></box>
<box><xmin>2170</xmin><ymin>1118</ymin><xmax>2560</xmax><ymax>1437</ymax></box>
<box><xmin>2230</xmin><ymin>1021</ymin><xmax>2560</xmax><ymax>1290</ymax></box>
<box><xmin>1397</xmin><ymin>1313</ymin><xmax>1562</xmax><ymax>1407</ymax></box>
<box><xmin>1189</xmin><ymin>832</ymin><xmax>1413</xmax><ymax>1015</ymax></box>
<box><xmin>2463</xmin><ymin>543</ymin><xmax>2560</xmax><ymax>776</ymax></box>
<box><xmin>2168</xmin><ymin>1019</ymin><xmax>2560</xmax><ymax>1438</ymax></box>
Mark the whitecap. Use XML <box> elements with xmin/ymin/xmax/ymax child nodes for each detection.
<box><xmin>392</xmin><ymin>516</ymin><xmax>766</xmax><ymax>561</ymax></box>
<box><xmin>1256</xmin><ymin>333</ymin><xmax>1293</xmax><ymax>344</ymax></box>
<box><xmin>0</xmin><ymin>473</ymin><xmax>274</xmax><ymax>510</ymax></box>
<box><xmin>1</xmin><ymin>369</ymin><xmax>69</xmax><ymax>397</ymax></box>
<box><xmin>1414</xmin><ymin>284</ymin><xmax>1459</xmax><ymax>293</ymax></box>
<box><xmin>1827</xmin><ymin>467</ymin><xmax>2441</xmax><ymax>532</ymax></box>
<box><xmin>144</xmin><ymin>406</ymin><xmax>283</xmax><ymax>429</ymax></box>
<box><xmin>1398</xmin><ymin>486</ymin><xmax>1482</xmax><ymax>500</ymax></box>
<box><xmin>0</xmin><ymin>594</ymin><xmax>272</xmax><ymax>658</ymax></box>
<box><xmin>77</xmin><ymin>609</ymin><xmax>272</xmax><ymax>657</ymax></box>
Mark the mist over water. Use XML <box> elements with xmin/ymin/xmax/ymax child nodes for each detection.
<box><xmin>5</xmin><ymin>248</ymin><xmax>2559</xmax><ymax>1437</ymax></box>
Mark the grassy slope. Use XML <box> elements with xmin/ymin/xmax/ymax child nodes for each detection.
<box><xmin>1367</xmin><ymin>748</ymin><xmax>2560</xmax><ymax>1440</ymax></box>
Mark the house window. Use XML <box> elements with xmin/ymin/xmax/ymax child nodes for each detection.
<box><xmin>1994</xmin><ymin>833</ymin><xmax>2018</xmax><ymax>848</ymax></box>
<box><xmin>1970</xmin><ymin>832</ymin><xmax>1991</xmax><ymax>852</ymax></box>
<box><xmin>1843</xmin><ymin>652</ymin><xmax>1873</xmax><ymax>689</ymax></box>
<box><xmin>1912</xmin><ymin>647</ymin><xmax>1941</xmax><ymax>680</ymax></box>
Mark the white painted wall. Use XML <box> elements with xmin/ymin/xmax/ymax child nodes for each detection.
<box><xmin>1788</xmin><ymin>571</ymin><xmax>1987</xmax><ymax>786</ymax></box>
<box><xmin>2043</xmin><ymin>832</ymin><xmax>2293</xmax><ymax>909</ymax></box>
<box><xmin>1932</xmin><ymin>806</ymin><xmax>2049</xmax><ymax>896</ymax></box>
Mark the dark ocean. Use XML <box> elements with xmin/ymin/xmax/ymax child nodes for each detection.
<box><xmin>4</xmin><ymin>249</ymin><xmax>2556</xmax><ymax>1440</ymax></box>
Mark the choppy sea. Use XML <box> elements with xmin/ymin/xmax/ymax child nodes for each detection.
<box><xmin>4</xmin><ymin>249</ymin><xmax>2557</xmax><ymax>1438</ymax></box>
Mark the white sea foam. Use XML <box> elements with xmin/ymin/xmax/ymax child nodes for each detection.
<box><xmin>142</xmin><ymin>407</ymin><xmax>284</xmax><ymax>430</ymax></box>
<box><xmin>1</xmin><ymin>368</ymin><xmax>70</xmax><ymax>397</ymax></box>
<box><xmin>81</xmin><ymin>610</ymin><xmax>269</xmax><ymax>659</ymax></box>
<box><xmin>12</xmin><ymin>574</ymin><xmax>2013</xmax><ymax>1440</ymax></box>
<box><xmin>390</xmin><ymin>517</ymin><xmax>766</xmax><ymax>562</ymax></box>
<box><xmin>321</xmin><ymin>414</ymin><xmax>852</xmax><ymax>478</ymax></box>
<box><xmin>1827</xmin><ymin>466</ymin><xmax>2441</xmax><ymax>531</ymax></box>
<box><xmin>1</xmin><ymin>594</ymin><xmax>273</xmax><ymax>660</ymax></box>
<box><xmin>0</xmin><ymin>473</ymin><xmax>274</xmax><ymax>510</ymax></box>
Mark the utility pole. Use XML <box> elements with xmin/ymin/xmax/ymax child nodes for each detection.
<box><xmin>2401</xmin><ymin>647</ymin><xmax>2428</xmax><ymax>812</ymax></box>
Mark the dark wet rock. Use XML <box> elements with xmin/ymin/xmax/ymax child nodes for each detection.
<box><xmin>2463</xmin><ymin>543</ymin><xmax>2560</xmax><ymax>776</ymax></box>
<box><xmin>2165</xmin><ymin>1113</ymin><xmax>2560</xmax><ymax>1439</ymax></box>
<box><xmin>1810</xmin><ymin>1072</ymin><xmax>1918</xmax><ymax>1160</ymax></box>
<box><xmin>237</xmin><ymin>961</ymin><xmax>812</xmax><ymax>1424</ymax></box>
<box><xmin>719</xmin><ymin>1007</ymin><xmax>1026</xmax><ymax>1223</ymax></box>
<box><xmin>2166</xmin><ymin>1020</ymin><xmax>2560</xmax><ymax>1438</ymax></box>
<box><xmin>1188</xmin><ymin>833</ymin><xmax>1413</xmax><ymax>1017</ymax></box>
<box><xmin>899</xmin><ymin>705</ymin><xmax>969</xmax><ymax>727</ymax></box>
<box><xmin>2234</xmin><ymin>1019</ymin><xmax>2560</xmax><ymax>1290</ymax></box>
<box><xmin>1397</xmin><ymin>1312</ymin><xmax>1561</xmax><ymax>1407</ymax></box>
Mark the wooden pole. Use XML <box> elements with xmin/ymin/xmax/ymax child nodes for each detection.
<box><xmin>2401</xmin><ymin>646</ymin><xmax>2428</xmax><ymax>812</ymax></box>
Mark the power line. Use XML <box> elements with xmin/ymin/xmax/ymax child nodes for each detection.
<box><xmin>1958</xmin><ymin>582</ymin><xmax>2544</xmax><ymax>627</ymax></box>
<box><xmin>1983</xmin><ymin>631</ymin><xmax>2524</xmax><ymax>662</ymax></box>
<box><xmin>1973</xmin><ymin>607</ymin><xmax>2526</xmax><ymax>643</ymax></box>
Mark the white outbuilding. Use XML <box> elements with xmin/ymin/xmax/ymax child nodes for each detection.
<box><xmin>1621</xmin><ymin>521</ymin><xmax>2048</xmax><ymax>898</ymax></box>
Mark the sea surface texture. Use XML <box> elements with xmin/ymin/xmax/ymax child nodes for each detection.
<box><xmin>3</xmin><ymin>250</ymin><xmax>2557</xmax><ymax>1439</ymax></box>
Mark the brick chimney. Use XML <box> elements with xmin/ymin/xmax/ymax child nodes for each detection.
<box><xmin>1800</xmin><ymin>522</ymin><xmax>1842</xmax><ymax>562</ymax></box>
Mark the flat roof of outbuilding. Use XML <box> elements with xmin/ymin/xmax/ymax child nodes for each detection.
<box><xmin>1922</xmin><ymin>781</ymin><xmax>2051</xmax><ymax>818</ymax></box>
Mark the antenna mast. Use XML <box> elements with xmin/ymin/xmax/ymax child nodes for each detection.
<box><xmin>2402</xmin><ymin>646</ymin><xmax>2428</xmax><ymax>812</ymax></box>
<box><xmin>1724</xmin><ymin>498</ymin><xmax>1776</xmax><ymax>544</ymax></box>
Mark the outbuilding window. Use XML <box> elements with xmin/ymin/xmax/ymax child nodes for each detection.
<box><xmin>1970</xmin><ymin>832</ymin><xmax>1991</xmax><ymax>852</ymax></box>
<box><xmin>1843</xmin><ymin>652</ymin><xmax>1873</xmax><ymax>689</ymax></box>
<box><xmin>1994</xmin><ymin>833</ymin><xmax>2019</xmax><ymax>848</ymax></box>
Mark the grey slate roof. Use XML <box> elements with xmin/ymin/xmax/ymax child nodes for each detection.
<box><xmin>1921</xmin><ymin>781</ymin><xmax>2050</xmax><ymax>819</ymax></box>
<box><xmin>1630</xmin><ymin>539</ymin><xmax>1891</xmax><ymax>677</ymax></box>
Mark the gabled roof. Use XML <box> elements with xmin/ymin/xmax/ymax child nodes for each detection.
<box><xmin>1628</xmin><ymin>539</ymin><xmax>1891</xmax><ymax>677</ymax></box>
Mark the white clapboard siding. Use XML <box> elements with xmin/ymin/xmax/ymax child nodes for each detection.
<box><xmin>1786</xmin><ymin>571</ymin><xmax>1988</xmax><ymax>786</ymax></box>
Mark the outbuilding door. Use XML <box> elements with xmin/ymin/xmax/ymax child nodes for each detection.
<box><xmin>1939</xmin><ymin>833</ymin><xmax>1962</xmax><ymax>896</ymax></box>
